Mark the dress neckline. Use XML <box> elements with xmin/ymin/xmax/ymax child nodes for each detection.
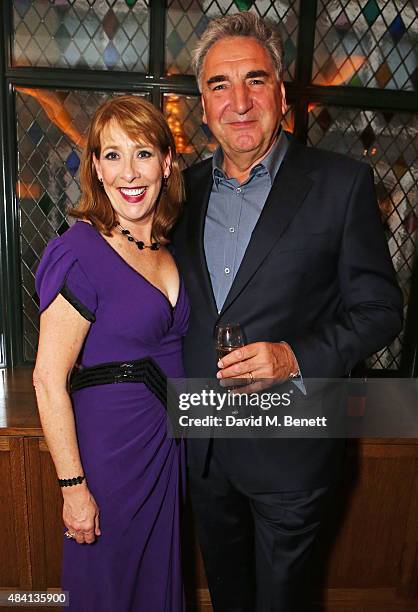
<box><xmin>75</xmin><ymin>221</ymin><xmax>181</xmax><ymax>310</ymax></box>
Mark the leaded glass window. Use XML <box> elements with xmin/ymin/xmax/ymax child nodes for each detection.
<box><xmin>12</xmin><ymin>0</ymin><xmax>150</xmax><ymax>71</ymax></box>
<box><xmin>1</xmin><ymin>0</ymin><xmax>417</xmax><ymax>373</ymax></box>
<box><xmin>313</xmin><ymin>1</ymin><xmax>418</xmax><ymax>90</ymax></box>
<box><xmin>166</xmin><ymin>0</ymin><xmax>300</xmax><ymax>79</ymax></box>
<box><xmin>308</xmin><ymin>105</ymin><xmax>418</xmax><ymax>369</ymax></box>
<box><xmin>16</xmin><ymin>88</ymin><xmax>149</xmax><ymax>360</ymax></box>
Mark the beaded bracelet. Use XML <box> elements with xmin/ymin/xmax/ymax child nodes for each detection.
<box><xmin>58</xmin><ymin>475</ymin><xmax>85</xmax><ymax>487</ymax></box>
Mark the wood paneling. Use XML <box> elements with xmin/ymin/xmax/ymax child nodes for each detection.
<box><xmin>318</xmin><ymin>442</ymin><xmax>418</xmax><ymax>586</ymax></box>
<box><xmin>0</xmin><ymin>436</ymin><xmax>31</xmax><ymax>589</ymax></box>
<box><xmin>25</xmin><ymin>438</ymin><xmax>62</xmax><ymax>589</ymax></box>
<box><xmin>310</xmin><ymin>439</ymin><xmax>418</xmax><ymax>610</ymax></box>
<box><xmin>0</xmin><ymin>438</ymin><xmax>21</xmax><ymax>587</ymax></box>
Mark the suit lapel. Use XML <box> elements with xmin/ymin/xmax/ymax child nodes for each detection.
<box><xmin>186</xmin><ymin>160</ymin><xmax>218</xmax><ymax>316</ymax></box>
<box><xmin>220</xmin><ymin>143</ymin><xmax>313</xmax><ymax>316</ymax></box>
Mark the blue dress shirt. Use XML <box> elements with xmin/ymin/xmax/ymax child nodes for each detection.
<box><xmin>204</xmin><ymin>129</ymin><xmax>289</xmax><ymax>312</ymax></box>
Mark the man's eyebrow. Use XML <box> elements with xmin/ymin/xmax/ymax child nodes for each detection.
<box><xmin>246</xmin><ymin>70</ymin><xmax>270</xmax><ymax>79</ymax></box>
<box><xmin>206</xmin><ymin>74</ymin><xmax>229</xmax><ymax>85</ymax></box>
<box><xmin>206</xmin><ymin>70</ymin><xmax>271</xmax><ymax>86</ymax></box>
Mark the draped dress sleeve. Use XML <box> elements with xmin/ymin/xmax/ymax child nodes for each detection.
<box><xmin>35</xmin><ymin>235</ymin><xmax>98</xmax><ymax>322</ymax></box>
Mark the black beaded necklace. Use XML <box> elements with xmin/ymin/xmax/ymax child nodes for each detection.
<box><xmin>117</xmin><ymin>224</ymin><xmax>160</xmax><ymax>251</ymax></box>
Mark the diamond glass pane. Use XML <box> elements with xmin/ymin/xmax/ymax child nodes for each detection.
<box><xmin>16</xmin><ymin>88</ymin><xmax>149</xmax><ymax>362</ymax></box>
<box><xmin>12</xmin><ymin>0</ymin><xmax>149</xmax><ymax>72</ymax></box>
<box><xmin>166</xmin><ymin>1</ymin><xmax>299</xmax><ymax>80</ymax></box>
<box><xmin>308</xmin><ymin>106</ymin><xmax>418</xmax><ymax>370</ymax></box>
<box><xmin>163</xmin><ymin>92</ymin><xmax>294</xmax><ymax>169</ymax></box>
<box><xmin>313</xmin><ymin>1</ymin><xmax>418</xmax><ymax>90</ymax></box>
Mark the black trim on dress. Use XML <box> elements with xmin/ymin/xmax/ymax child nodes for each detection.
<box><xmin>60</xmin><ymin>283</ymin><xmax>96</xmax><ymax>322</ymax></box>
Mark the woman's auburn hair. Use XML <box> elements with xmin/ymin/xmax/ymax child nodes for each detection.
<box><xmin>69</xmin><ymin>95</ymin><xmax>184</xmax><ymax>243</ymax></box>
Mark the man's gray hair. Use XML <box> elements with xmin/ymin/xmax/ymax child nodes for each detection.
<box><xmin>191</xmin><ymin>12</ymin><xmax>284</xmax><ymax>91</ymax></box>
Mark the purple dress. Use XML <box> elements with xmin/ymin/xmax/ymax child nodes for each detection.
<box><xmin>35</xmin><ymin>221</ymin><xmax>189</xmax><ymax>612</ymax></box>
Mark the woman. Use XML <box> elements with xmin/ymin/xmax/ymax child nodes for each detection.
<box><xmin>33</xmin><ymin>95</ymin><xmax>189</xmax><ymax>612</ymax></box>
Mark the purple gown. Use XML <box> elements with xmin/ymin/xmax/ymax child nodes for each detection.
<box><xmin>36</xmin><ymin>221</ymin><xmax>189</xmax><ymax>612</ymax></box>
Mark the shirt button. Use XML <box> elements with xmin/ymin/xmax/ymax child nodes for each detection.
<box><xmin>224</xmin><ymin>267</ymin><xmax>230</xmax><ymax>274</ymax></box>
<box><xmin>236</xmin><ymin>187</ymin><xmax>241</xmax><ymax>193</ymax></box>
<box><xmin>229</xmin><ymin>227</ymin><xmax>235</xmax><ymax>233</ymax></box>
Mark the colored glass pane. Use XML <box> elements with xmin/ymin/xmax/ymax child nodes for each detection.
<box><xmin>12</xmin><ymin>0</ymin><xmax>149</xmax><ymax>72</ymax></box>
<box><xmin>313</xmin><ymin>1</ymin><xmax>418</xmax><ymax>91</ymax></box>
<box><xmin>234</xmin><ymin>1</ymin><xmax>253</xmax><ymax>10</ymax></box>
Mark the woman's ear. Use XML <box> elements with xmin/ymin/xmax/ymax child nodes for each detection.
<box><xmin>92</xmin><ymin>153</ymin><xmax>102</xmax><ymax>182</ymax></box>
<box><xmin>163</xmin><ymin>148</ymin><xmax>173</xmax><ymax>179</ymax></box>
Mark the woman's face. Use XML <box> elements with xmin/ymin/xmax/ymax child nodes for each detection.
<box><xmin>93</xmin><ymin>120</ymin><xmax>171</xmax><ymax>227</ymax></box>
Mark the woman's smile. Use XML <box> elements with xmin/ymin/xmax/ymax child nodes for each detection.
<box><xmin>117</xmin><ymin>186</ymin><xmax>147</xmax><ymax>204</ymax></box>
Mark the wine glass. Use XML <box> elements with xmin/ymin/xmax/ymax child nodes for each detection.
<box><xmin>215</xmin><ymin>323</ymin><xmax>245</xmax><ymax>361</ymax></box>
<box><xmin>214</xmin><ymin>323</ymin><xmax>246</xmax><ymax>414</ymax></box>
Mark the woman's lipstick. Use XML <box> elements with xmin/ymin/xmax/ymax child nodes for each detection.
<box><xmin>117</xmin><ymin>187</ymin><xmax>147</xmax><ymax>204</ymax></box>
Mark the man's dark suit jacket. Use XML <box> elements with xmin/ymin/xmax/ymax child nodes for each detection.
<box><xmin>173</xmin><ymin>139</ymin><xmax>403</xmax><ymax>491</ymax></box>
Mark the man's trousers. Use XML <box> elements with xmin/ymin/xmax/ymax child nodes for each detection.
<box><xmin>189</xmin><ymin>439</ymin><xmax>335</xmax><ymax>612</ymax></box>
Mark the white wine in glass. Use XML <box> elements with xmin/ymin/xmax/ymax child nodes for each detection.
<box><xmin>214</xmin><ymin>323</ymin><xmax>246</xmax><ymax>413</ymax></box>
<box><xmin>215</xmin><ymin>323</ymin><xmax>245</xmax><ymax>360</ymax></box>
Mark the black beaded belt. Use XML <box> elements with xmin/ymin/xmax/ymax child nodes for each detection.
<box><xmin>70</xmin><ymin>357</ymin><xmax>168</xmax><ymax>408</ymax></box>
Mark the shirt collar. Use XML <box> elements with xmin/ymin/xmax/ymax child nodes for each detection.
<box><xmin>212</xmin><ymin>147</ymin><xmax>225</xmax><ymax>187</ymax></box>
<box><xmin>212</xmin><ymin>128</ymin><xmax>289</xmax><ymax>188</ymax></box>
<box><xmin>259</xmin><ymin>128</ymin><xmax>289</xmax><ymax>183</ymax></box>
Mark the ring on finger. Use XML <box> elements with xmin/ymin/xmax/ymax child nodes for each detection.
<box><xmin>64</xmin><ymin>530</ymin><xmax>76</xmax><ymax>539</ymax></box>
<box><xmin>248</xmin><ymin>371</ymin><xmax>254</xmax><ymax>383</ymax></box>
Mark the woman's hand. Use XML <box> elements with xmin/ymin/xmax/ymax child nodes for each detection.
<box><xmin>62</xmin><ymin>484</ymin><xmax>101</xmax><ymax>544</ymax></box>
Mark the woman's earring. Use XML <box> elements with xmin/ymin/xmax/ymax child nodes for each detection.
<box><xmin>98</xmin><ymin>177</ymin><xmax>103</xmax><ymax>185</ymax></box>
<box><xmin>163</xmin><ymin>175</ymin><xmax>168</xmax><ymax>193</ymax></box>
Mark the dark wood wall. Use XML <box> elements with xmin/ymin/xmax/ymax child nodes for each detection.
<box><xmin>1</xmin><ymin>368</ymin><xmax>418</xmax><ymax>611</ymax></box>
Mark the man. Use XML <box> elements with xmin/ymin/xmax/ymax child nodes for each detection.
<box><xmin>173</xmin><ymin>12</ymin><xmax>402</xmax><ymax>612</ymax></box>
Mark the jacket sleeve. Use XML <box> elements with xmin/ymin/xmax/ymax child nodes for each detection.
<box><xmin>289</xmin><ymin>163</ymin><xmax>403</xmax><ymax>378</ymax></box>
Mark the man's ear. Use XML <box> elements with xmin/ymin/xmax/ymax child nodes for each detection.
<box><xmin>280</xmin><ymin>82</ymin><xmax>287</xmax><ymax>116</ymax></box>
<box><xmin>201</xmin><ymin>94</ymin><xmax>207</xmax><ymax>125</ymax></box>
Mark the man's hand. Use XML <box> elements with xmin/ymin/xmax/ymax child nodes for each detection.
<box><xmin>217</xmin><ymin>341</ymin><xmax>299</xmax><ymax>387</ymax></box>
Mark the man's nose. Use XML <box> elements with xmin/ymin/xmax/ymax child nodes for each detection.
<box><xmin>230</xmin><ymin>83</ymin><xmax>253</xmax><ymax>115</ymax></box>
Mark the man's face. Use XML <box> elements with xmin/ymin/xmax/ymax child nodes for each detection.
<box><xmin>200</xmin><ymin>36</ymin><xmax>286</xmax><ymax>162</ymax></box>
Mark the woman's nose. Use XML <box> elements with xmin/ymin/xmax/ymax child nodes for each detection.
<box><xmin>121</xmin><ymin>158</ymin><xmax>138</xmax><ymax>181</ymax></box>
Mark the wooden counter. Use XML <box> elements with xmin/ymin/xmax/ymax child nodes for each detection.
<box><xmin>0</xmin><ymin>367</ymin><xmax>42</xmax><ymax>435</ymax></box>
<box><xmin>1</xmin><ymin>367</ymin><xmax>417</xmax><ymax>611</ymax></box>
